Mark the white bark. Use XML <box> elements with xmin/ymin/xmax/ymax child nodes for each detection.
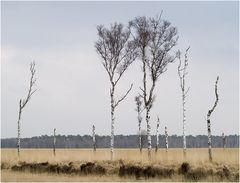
<box><xmin>53</xmin><ymin>128</ymin><xmax>56</xmax><ymax>156</ymax></box>
<box><xmin>207</xmin><ymin>119</ymin><xmax>212</xmax><ymax>161</ymax></box>
<box><xmin>17</xmin><ymin>100</ymin><xmax>21</xmax><ymax>157</ymax></box>
<box><xmin>155</xmin><ymin>116</ymin><xmax>160</xmax><ymax>152</ymax></box>
<box><xmin>138</xmin><ymin>116</ymin><xmax>142</xmax><ymax>153</ymax></box>
<box><xmin>206</xmin><ymin>76</ymin><xmax>219</xmax><ymax>162</ymax></box>
<box><xmin>222</xmin><ymin>133</ymin><xmax>226</xmax><ymax>148</ymax></box>
<box><xmin>182</xmin><ymin>94</ymin><xmax>187</xmax><ymax>157</ymax></box>
<box><xmin>146</xmin><ymin>108</ymin><xmax>151</xmax><ymax>159</ymax></box>
<box><xmin>165</xmin><ymin>126</ymin><xmax>168</xmax><ymax>152</ymax></box>
<box><xmin>110</xmin><ymin>86</ymin><xmax>115</xmax><ymax>160</ymax></box>
<box><xmin>92</xmin><ymin>125</ymin><xmax>96</xmax><ymax>152</ymax></box>
<box><xmin>177</xmin><ymin>47</ymin><xmax>190</xmax><ymax>158</ymax></box>
<box><xmin>135</xmin><ymin>96</ymin><xmax>143</xmax><ymax>153</ymax></box>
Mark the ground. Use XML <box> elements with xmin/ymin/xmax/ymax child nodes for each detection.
<box><xmin>1</xmin><ymin>148</ymin><xmax>239</xmax><ymax>182</ymax></box>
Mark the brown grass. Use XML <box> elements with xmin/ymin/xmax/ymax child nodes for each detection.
<box><xmin>1</xmin><ymin>148</ymin><xmax>239</xmax><ymax>182</ymax></box>
<box><xmin>1</xmin><ymin>148</ymin><xmax>239</xmax><ymax>165</ymax></box>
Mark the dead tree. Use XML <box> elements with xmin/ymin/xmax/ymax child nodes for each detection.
<box><xmin>92</xmin><ymin>125</ymin><xmax>96</xmax><ymax>152</ymax></box>
<box><xmin>95</xmin><ymin>23</ymin><xmax>137</xmax><ymax>160</ymax></box>
<box><xmin>222</xmin><ymin>132</ymin><xmax>226</xmax><ymax>149</ymax></box>
<box><xmin>155</xmin><ymin>116</ymin><xmax>160</xmax><ymax>152</ymax></box>
<box><xmin>53</xmin><ymin>128</ymin><xmax>56</xmax><ymax>156</ymax></box>
<box><xmin>165</xmin><ymin>126</ymin><xmax>168</xmax><ymax>152</ymax></box>
<box><xmin>17</xmin><ymin>61</ymin><xmax>37</xmax><ymax>157</ymax></box>
<box><xmin>138</xmin><ymin>129</ymin><xmax>148</xmax><ymax>149</ymax></box>
<box><xmin>130</xmin><ymin>15</ymin><xmax>178</xmax><ymax>160</ymax></box>
<box><xmin>177</xmin><ymin>47</ymin><xmax>190</xmax><ymax>158</ymax></box>
<box><xmin>207</xmin><ymin>76</ymin><xmax>219</xmax><ymax>162</ymax></box>
<box><xmin>135</xmin><ymin>95</ymin><xmax>143</xmax><ymax>153</ymax></box>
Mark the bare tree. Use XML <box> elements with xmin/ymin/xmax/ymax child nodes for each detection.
<box><xmin>53</xmin><ymin>128</ymin><xmax>56</xmax><ymax>156</ymax></box>
<box><xmin>135</xmin><ymin>95</ymin><xmax>143</xmax><ymax>153</ymax></box>
<box><xmin>165</xmin><ymin>126</ymin><xmax>168</xmax><ymax>152</ymax></box>
<box><xmin>222</xmin><ymin>132</ymin><xmax>226</xmax><ymax>149</ymax></box>
<box><xmin>177</xmin><ymin>47</ymin><xmax>190</xmax><ymax>158</ymax></box>
<box><xmin>138</xmin><ymin>129</ymin><xmax>148</xmax><ymax>149</ymax></box>
<box><xmin>95</xmin><ymin>23</ymin><xmax>137</xmax><ymax>160</ymax></box>
<box><xmin>155</xmin><ymin>116</ymin><xmax>160</xmax><ymax>152</ymax></box>
<box><xmin>17</xmin><ymin>61</ymin><xmax>37</xmax><ymax>157</ymax></box>
<box><xmin>130</xmin><ymin>15</ymin><xmax>178</xmax><ymax>159</ymax></box>
<box><xmin>92</xmin><ymin>125</ymin><xmax>96</xmax><ymax>152</ymax></box>
<box><xmin>206</xmin><ymin>76</ymin><xmax>219</xmax><ymax>162</ymax></box>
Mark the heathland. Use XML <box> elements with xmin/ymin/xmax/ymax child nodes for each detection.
<box><xmin>1</xmin><ymin>148</ymin><xmax>239</xmax><ymax>182</ymax></box>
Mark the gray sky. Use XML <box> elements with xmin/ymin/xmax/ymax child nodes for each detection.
<box><xmin>1</xmin><ymin>1</ymin><xmax>239</xmax><ymax>138</ymax></box>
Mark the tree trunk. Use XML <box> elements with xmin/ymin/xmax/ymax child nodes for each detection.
<box><xmin>222</xmin><ymin>133</ymin><xmax>226</xmax><ymax>149</ymax></box>
<box><xmin>110</xmin><ymin>86</ymin><xmax>115</xmax><ymax>161</ymax></box>
<box><xmin>17</xmin><ymin>117</ymin><xmax>21</xmax><ymax>157</ymax></box>
<box><xmin>165</xmin><ymin>126</ymin><xmax>168</xmax><ymax>152</ymax></box>
<box><xmin>93</xmin><ymin>125</ymin><xmax>96</xmax><ymax>152</ymax></box>
<box><xmin>207</xmin><ymin>119</ymin><xmax>212</xmax><ymax>161</ymax></box>
<box><xmin>17</xmin><ymin>100</ymin><xmax>22</xmax><ymax>157</ymax></box>
<box><xmin>138</xmin><ymin>117</ymin><xmax>142</xmax><ymax>153</ymax></box>
<box><xmin>182</xmin><ymin>94</ymin><xmax>187</xmax><ymax>158</ymax></box>
<box><xmin>53</xmin><ymin>128</ymin><xmax>56</xmax><ymax>156</ymax></box>
<box><xmin>155</xmin><ymin>117</ymin><xmax>160</xmax><ymax>153</ymax></box>
<box><xmin>146</xmin><ymin>108</ymin><xmax>151</xmax><ymax>160</ymax></box>
<box><xmin>206</xmin><ymin>76</ymin><xmax>219</xmax><ymax>162</ymax></box>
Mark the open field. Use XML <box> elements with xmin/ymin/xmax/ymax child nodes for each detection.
<box><xmin>1</xmin><ymin>148</ymin><xmax>239</xmax><ymax>182</ymax></box>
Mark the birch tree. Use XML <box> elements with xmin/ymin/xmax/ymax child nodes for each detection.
<box><xmin>53</xmin><ymin>128</ymin><xmax>56</xmax><ymax>156</ymax></box>
<box><xmin>95</xmin><ymin>23</ymin><xmax>137</xmax><ymax>160</ymax></box>
<box><xmin>206</xmin><ymin>76</ymin><xmax>219</xmax><ymax>162</ymax></box>
<box><xmin>165</xmin><ymin>126</ymin><xmax>168</xmax><ymax>152</ymax></box>
<box><xmin>130</xmin><ymin>15</ymin><xmax>178</xmax><ymax>159</ymax></box>
<box><xmin>135</xmin><ymin>95</ymin><xmax>143</xmax><ymax>153</ymax></box>
<box><xmin>155</xmin><ymin>116</ymin><xmax>160</xmax><ymax>152</ymax></box>
<box><xmin>222</xmin><ymin>132</ymin><xmax>226</xmax><ymax>149</ymax></box>
<box><xmin>17</xmin><ymin>61</ymin><xmax>37</xmax><ymax>157</ymax></box>
<box><xmin>177</xmin><ymin>47</ymin><xmax>190</xmax><ymax>158</ymax></box>
<box><xmin>92</xmin><ymin>125</ymin><xmax>96</xmax><ymax>152</ymax></box>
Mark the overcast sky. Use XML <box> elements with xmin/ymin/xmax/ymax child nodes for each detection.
<box><xmin>1</xmin><ymin>1</ymin><xmax>239</xmax><ymax>138</ymax></box>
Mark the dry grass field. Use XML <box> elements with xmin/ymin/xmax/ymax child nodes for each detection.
<box><xmin>1</xmin><ymin>148</ymin><xmax>239</xmax><ymax>182</ymax></box>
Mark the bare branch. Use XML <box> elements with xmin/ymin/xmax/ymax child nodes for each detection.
<box><xmin>17</xmin><ymin>61</ymin><xmax>37</xmax><ymax>156</ymax></box>
<box><xmin>135</xmin><ymin>95</ymin><xmax>142</xmax><ymax>112</ymax></box>
<box><xmin>207</xmin><ymin>76</ymin><xmax>219</xmax><ymax>118</ymax></box>
<box><xmin>21</xmin><ymin>61</ymin><xmax>37</xmax><ymax>109</ymax></box>
<box><xmin>185</xmin><ymin>87</ymin><xmax>190</xmax><ymax>96</ymax></box>
<box><xmin>114</xmin><ymin>83</ymin><xmax>133</xmax><ymax>108</ymax></box>
<box><xmin>139</xmin><ymin>87</ymin><xmax>145</xmax><ymax>94</ymax></box>
<box><xmin>138</xmin><ymin>92</ymin><xmax>144</xmax><ymax>99</ymax></box>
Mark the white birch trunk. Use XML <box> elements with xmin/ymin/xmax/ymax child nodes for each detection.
<box><xmin>92</xmin><ymin>125</ymin><xmax>96</xmax><ymax>152</ymax></box>
<box><xmin>146</xmin><ymin>108</ymin><xmax>151</xmax><ymax>159</ymax></box>
<box><xmin>17</xmin><ymin>120</ymin><xmax>20</xmax><ymax>156</ymax></box>
<box><xmin>165</xmin><ymin>126</ymin><xmax>168</xmax><ymax>152</ymax></box>
<box><xmin>182</xmin><ymin>95</ymin><xmax>187</xmax><ymax>158</ymax></box>
<box><xmin>17</xmin><ymin>100</ymin><xmax>22</xmax><ymax>157</ymax></box>
<box><xmin>110</xmin><ymin>87</ymin><xmax>115</xmax><ymax>161</ymax></box>
<box><xmin>155</xmin><ymin>117</ymin><xmax>160</xmax><ymax>152</ymax></box>
<box><xmin>138</xmin><ymin>116</ymin><xmax>142</xmax><ymax>153</ymax></box>
<box><xmin>178</xmin><ymin>47</ymin><xmax>190</xmax><ymax>159</ymax></box>
<box><xmin>207</xmin><ymin>76</ymin><xmax>219</xmax><ymax>162</ymax></box>
<box><xmin>207</xmin><ymin>119</ymin><xmax>212</xmax><ymax>161</ymax></box>
<box><xmin>222</xmin><ymin>133</ymin><xmax>226</xmax><ymax>149</ymax></box>
<box><xmin>53</xmin><ymin>128</ymin><xmax>56</xmax><ymax>156</ymax></box>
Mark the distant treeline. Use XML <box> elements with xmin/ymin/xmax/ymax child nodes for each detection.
<box><xmin>1</xmin><ymin>135</ymin><xmax>239</xmax><ymax>148</ymax></box>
